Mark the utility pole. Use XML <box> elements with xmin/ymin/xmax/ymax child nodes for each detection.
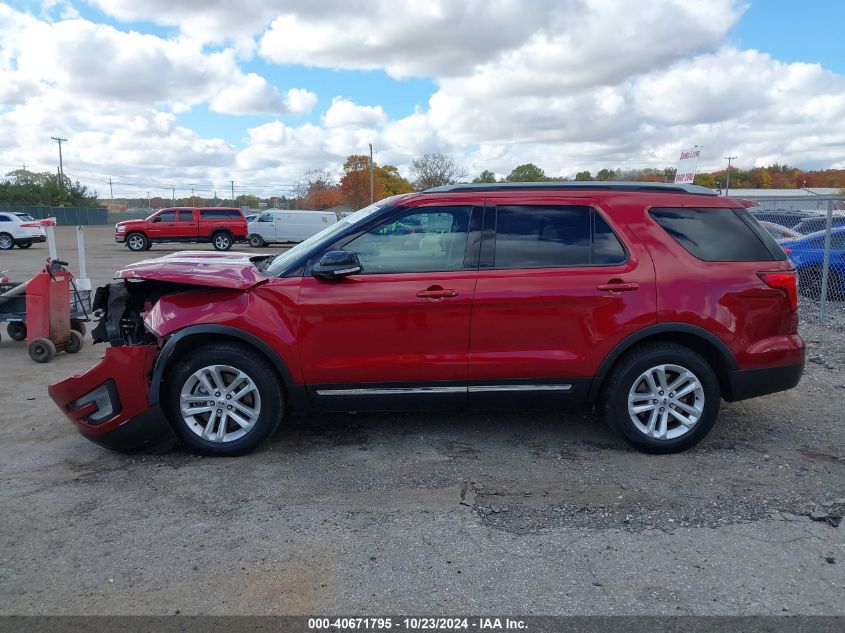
<box><xmin>109</xmin><ymin>177</ymin><xmax>114</xmax><ymax>201</ymax></box>
<box><xmin>171</xmin><ymin>185</ymin><xmax>175</xmax><ymax>204</ymax></box>
<box><xmin>191</xmin><ymin>188</ymin><xmax>195</xmax><ymax>207</ymax></box>
<box><xmin>230</xmin><ymin>180</ymin><xmax>236</xmax><ymax>206</ymax></box>
<box><xmin>50</xmin><ymin>136</ymin><xmax>68</xmax><ymax>185</ymax></box>
<box><xmin>369</xmin><ymin>143</ymin><xmax>374</xmax><ymax>205</ymax></box>
<box><xmin>724</xmin><ymin>156</ymin><xmax>737</xmax><ymax>197</ymax></box>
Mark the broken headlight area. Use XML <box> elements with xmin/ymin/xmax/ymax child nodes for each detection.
<box><xmin>91</xmin><ymin>280</ymin><xmax>196</xmax><ymax>347</ymax></box>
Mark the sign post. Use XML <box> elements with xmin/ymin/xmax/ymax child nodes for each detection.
<box><xmin>674</xmin><ymin>147</ymin><xmax>702</xmax><ymax>184</ymax></box>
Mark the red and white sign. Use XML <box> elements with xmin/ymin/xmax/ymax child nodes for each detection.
<box><xmin>674</xmin><ymin>147</ymin><xmax>702</xmax><ymax>184</ymax></box>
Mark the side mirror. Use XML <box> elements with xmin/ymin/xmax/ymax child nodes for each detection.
<box><xmin>312</xmin><ymin>250</ymin><xmax>363</xmax><ymax>280</ymax></box>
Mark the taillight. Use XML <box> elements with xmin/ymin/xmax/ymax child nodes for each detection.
<box><xmin>758</xmin><ymin>271</ymin><xmax>798</xmax><ymax>311</ymax></box>
<box><xmin>19</xmin><ymin>222</ymin><xmax>39</xmax><ymax>228</ymax></box>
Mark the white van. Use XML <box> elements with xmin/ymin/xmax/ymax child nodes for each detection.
<box><xmin>248</xmin><ymin>209</ymin><xmax>338</xmax><ymax>247</ymax></box>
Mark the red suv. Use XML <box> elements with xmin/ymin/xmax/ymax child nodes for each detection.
<box><xmin>50</xmin><ymin>183</ymin><xmax>804</xmax><ymax>456</ymax></box>
<box><xmin>115</xmin><ymin>207</ymin><xmax>247</xmax><ymax>251</ymax></box>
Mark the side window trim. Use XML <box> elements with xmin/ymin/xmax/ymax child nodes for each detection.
<box><xmin>482</xmin><ymin>203</ymin><xmax>629</xmax><ymax>270</ymax></box>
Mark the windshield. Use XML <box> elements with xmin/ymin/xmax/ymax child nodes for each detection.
<box><xmin>14</xmin><ymin>214</ymin><xmax>35</xmax><ymax>221</ymax></box>
<box><xmin>263</xmin><ymin>194</ymin><xmax>408</xmax><ymax>276</ymax></box>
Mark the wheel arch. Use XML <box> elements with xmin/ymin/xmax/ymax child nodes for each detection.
<box><xmin>588</xmin><ymin>323</ymin><xmax>738</xmax><ymax>402</ymax></box>
<box><xmin>148</xmin><ymin>325</ymin><xmax>310</xmax><ymax>412</ymax></box>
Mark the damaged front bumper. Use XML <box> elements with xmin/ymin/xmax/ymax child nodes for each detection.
<box><xmin>48</xmin><ymin>344</ymin><xmax>176</xmax><ymax>452</ymax></box>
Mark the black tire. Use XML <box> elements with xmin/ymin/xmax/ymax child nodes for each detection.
<box><xmin>212</xmin><ymin>231</ymin><xmax>233</xmax><ymax>251</ymax></box>
<box><xmin>70</xmin><ymin>320</ymin><xmax>86</xmax><ymax>336</ymax></box>
<box><xmin>248</xmin><ymin>234</ymin><xmax>265</xmax><ymax>248</ymax></box>
<box><xmin>126</xmin><ymin>232</ymin><xmax>149</xmax><ymax>251</ymax></box>
<box><xmin>602</xmin><ymin>342</ymin><xmax>720</xmax><ymax>454</ymax></box>
<box><xmin>7</xmin><ymin>321</ymin><xmax>26</xmax><ymax>341</ymax></box>
<box><xmin>164</xmin><ymin>342</ymin><xmax>283</xmax><ymax>456</ymax></box>
<box><xmin>28</xmin><ymin>337</ymin><xmax>56</xmax><ymax>363</ymax></box>
<box><xmin>17</xmin><ymin>242</ymin><xmax>32</xmax><ymax>249</ymax></box>
<box><xmin>0</xmin><ymin>233</ymin><xmax>14</xmax><ymax>250</ymax></box>
<box><xmin>65</xmin><ymin>330</ymin><xmax>84</xmax><ymax>354</ymax></box>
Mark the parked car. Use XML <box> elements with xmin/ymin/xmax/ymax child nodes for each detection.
<box><xmin>248</xmin><ymin>209</ymin><xmax>338</xmax><ymax>247</ymax></box>
<box><xmin>759</xmin><ymin>221</ymin><xmax>802</xmax><ymax>241</ymax></box>
<box><xmin>115</xmin><ymin>207</ymin><xmax>248</xmax><ymax>251</ymax></box>
<box><xmin>778</xmin><ymin>227</ymin><xmax>845</xmax><ymax>299</ymax></box>
<box><xmin>50</xmin><ymin>182</ymin><xmax>804</xmax><ymax>457</ymax></box>
<box><xmin>245</xmin><ymin>213</ymin><xmax>258</xmax><ymax>224</ymax></box>
<box><xmin>749</xmin><ymin>210</ymin><xmax>811</xmax><ymax>229</ymax></box>
<box><xmin>792</xmin><ymin>215</ymin><xmax>845</xmax><ymax>235</ymax></box>
<box><xmin>0</xmin><ymin>212</ymin><xmax>47</xmax><ymax>250</ymax></box>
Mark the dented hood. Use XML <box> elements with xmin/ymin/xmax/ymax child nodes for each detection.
<box><xmin>114</xmin><ymin>251</ymin><xmax>272</xmax><ymax>289</ymax></box>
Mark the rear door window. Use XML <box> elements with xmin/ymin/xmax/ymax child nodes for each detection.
<box><xmin>650</xmin><ymin>207</ymin><xmax>784</xmax><ymax>262</ymax></box>
<box><xmin>492</xmin><ymin>205</ymin><xmax>626</xmax><ymax>268</ymax></box>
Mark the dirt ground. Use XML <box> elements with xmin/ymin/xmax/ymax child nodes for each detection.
<box><xmin>0</xmin><ymin>226</ymin><xmax>843</xmax><ymax>615</ymax></box>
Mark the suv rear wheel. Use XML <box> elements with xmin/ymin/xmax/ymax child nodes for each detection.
<box><xmin>602</xmin><ymin>342</ymin><xmax>720</xmax><ymax>454</ymax></box>
<box><xmin>212</xmin><ymin>231</ymin><xmax>233</xmax><ymax>251</ymax></box>
<box><xmin>165</xmin><ymin>342</ymin><xmax>283</xmax><ymax>456</ymax></box>
<box><xmin>0</xmin><ymin>233</ymin><xmax>14</xmax><ymax>250</ymax></box>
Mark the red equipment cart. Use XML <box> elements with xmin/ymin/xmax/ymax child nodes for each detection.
<box><xmin>23</xmin><ymin>259</ymin><xmax>85</xmax><ymax>362</ymax></box>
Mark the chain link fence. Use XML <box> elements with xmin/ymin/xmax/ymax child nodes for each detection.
<box><xmin>745</xmin><ymin>195</ymin><xmax>845</xmax><ymax>327</ymax></box>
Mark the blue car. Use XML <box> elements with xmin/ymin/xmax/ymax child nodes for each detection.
<box><xmin>778</xmin><ymin>227</ymin><xmax>845</xmax><ymax>299</ymax></box>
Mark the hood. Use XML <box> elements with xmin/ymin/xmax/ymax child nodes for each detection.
<box><xmin>114</xmin><ymin>251</ymin><xmax>273</xmax><ymax>289</ymax></box>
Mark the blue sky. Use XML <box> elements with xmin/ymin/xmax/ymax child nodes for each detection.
<box><xmin>731</xmin><ymin>0</ymin><xmax>845</xmax><ymax>74</ymax></box>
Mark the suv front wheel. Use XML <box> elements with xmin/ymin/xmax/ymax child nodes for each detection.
<box><xmin>165</xmin><ymin>342</ymin><xmax>284</xmax><ymax>456</ymax></box>
<box><xmin>602</xmin><ymin>342</ymin><xmax>720</xmax><ymax>454</ymax></box>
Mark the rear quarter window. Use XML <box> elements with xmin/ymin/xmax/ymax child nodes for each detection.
<box><xmin>201</xmin><ymin>209</ymin><xmax>243</xmax><ymax>219</ymax></box>
<box><xmin>650</xmin><ymin>207</ymin><xmax>785</xmax><ymax>262</ymax></box>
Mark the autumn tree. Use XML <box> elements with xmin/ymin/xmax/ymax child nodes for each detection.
<box><xmin>339</xmin><ymin>154</ymin><xmax>413</xmax><ymax>209</ymax></box>
<box><xmin>410</xmin><ymin>153</ymin><xmax>466</xmax><ymax>190</ymax></box>
<box><xmin>295</xmin><ymin>169</ymin><xmax>343</xmax><ymax>209</ymax></box>
<box><xmin>506</xmin><ymin>163</ymin><xmax>546</xmax><ymax>182</ymax></box>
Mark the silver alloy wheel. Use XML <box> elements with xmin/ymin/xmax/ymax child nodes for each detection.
<box><xmin>0</xmin><ymin>234</ymin><xmax>13</xmax><ymax>249</ymax></box>
<box><xmin>127</xmin><ymin>234</ymin><xmax>145</xmax><ymax>250</ymax></box>
<box><xmin>627</xmin><ymin>363</ymin><xmax>704</xmax><ymax>440</ymax></box>
<box><xmin>179</xmin><ymin>364</ymin><xmax>262</xmax><ymax>443</ymax></box>
<box><xmin>214</xmin><ymin>234</ymin><xmax>231</xmax><ymax>249</ymax></box>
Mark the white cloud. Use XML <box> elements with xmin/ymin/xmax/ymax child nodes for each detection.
<box><xmin>3</xmin><ymin>0</ymin><xmax>845</xmax><ymax>196</ymax></box>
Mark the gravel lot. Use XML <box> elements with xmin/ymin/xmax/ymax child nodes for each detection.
<box><xmin>0</xmin><ymin>227</ymin><xmax>843</xmax><ymax>615</ymax></box>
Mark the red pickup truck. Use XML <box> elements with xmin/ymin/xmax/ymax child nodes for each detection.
<box><xmin>115</xmin><ymin>207</ymin><xmax>248</xmax><ymax>251</ymax></box>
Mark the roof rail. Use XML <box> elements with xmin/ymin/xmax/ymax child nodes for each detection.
<box><xmin>422</xmin><ymin>181</ymin><xmax>718</xmax><ymax>196</ymax></box>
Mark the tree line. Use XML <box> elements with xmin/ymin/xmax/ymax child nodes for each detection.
<box><xmin>0</xmin><ymin>169</ymin><xmax>99</xmax><ymax>207</ymax></box>
<box><xmin>4</xmin><ymin>158</ymin><xmax>845</xmax><ymax>210</ymax></box>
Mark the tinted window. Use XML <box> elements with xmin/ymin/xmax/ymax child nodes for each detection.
<box><xmin>175</xmin><ymin>210</ymin><xmax>193</xmax><ymax>222</ymax></box>
<box><xmin>344</xmin><ymin>206</ymin><xmax>471</xmax><ymax>274</ymax></box>
<box><xmin>201</xmin><ymin>209</ymin><xmax>242</xmax><ymax>219</ymax></box>
<box><xmin>493</xmin><ymin>205</ymin><xmax>626</xmax><ymax>268</ymax></box>
<box><xmin>650</xmin><ymin>207</ymin><xmax>780</xmax><ymax>262</ymax></box>
<box><xmin>0</xmin><ymin>215</ymin><xmax>10</xmax><ymax>222</ymax></box>
<box><xmin>15</xmin><ymin>214</ymin><xmax>34</xmax><ymax>221</ymax></box>
<box><xmin>156</xmin><ymin>211</ymin><xmax>177</xmax><ymax>222</ymax></box>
